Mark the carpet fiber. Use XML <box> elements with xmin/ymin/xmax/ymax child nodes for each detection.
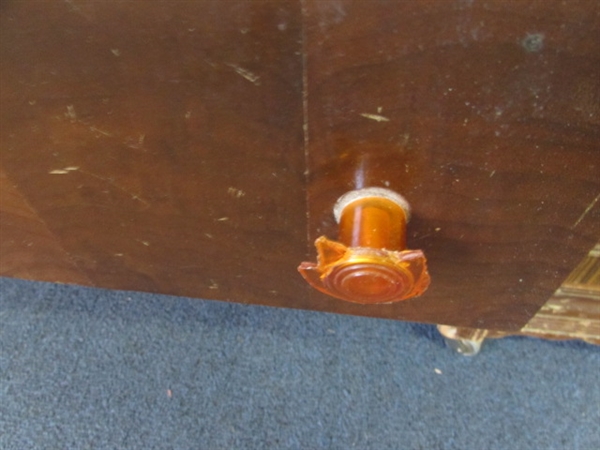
<box><xmin>1</xmin><ymin>277</ymin><xmax>599</xmax><ymax>449</ymax></box>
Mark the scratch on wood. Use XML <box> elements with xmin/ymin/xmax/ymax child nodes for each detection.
<box><xmin>125</xmin><ymin>134</ymin><xmax>146</xmax><ymax>150</ymax></box>
<box><xmin>360</xmin><ymin>113</ymin><xmax>390</xmax><ymax>122</ymax></box>
<box><xmin>79</xmin><ymin>169</ymin><xmax>150</xmax><ymax>207</ymax></box>
<box><xmin>89</xmin><ymin>126</ymin><xmax>113</xmax><ymax>137</ymax></box>
<box><xmin>227</xmin><ymin>64</ymin><xmax>260</xmax><ymax>85</ymax></box>
<box><xmin>50</xmin><ymin>166</ymin><xmax>80</xmax><ymax>174</ymax></box>
<box><xmin>227</xmin><ymin>187</ymin><xmax>246</xmax><ymax>198</ymax></box>
<box><xmin>64</xmin><ymin>0</ymin><xmax>94</xmax><ymax>20</ymax></box>
<box><xmin>204</xmin><ymin>59</ymin><xmax>218</xmax><ymax>69</ymax></box>
<box><xmin>66</xmin><ymin>105</ymin><xmax>77</xmax><ymax>122</ymax></box>
<box><xmin>572</xmin><ymin>192</ymin><xmax>600</xmax><ymax>229</ymax></box>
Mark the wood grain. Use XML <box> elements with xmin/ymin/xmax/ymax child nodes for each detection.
<box><xmin>1</xmin><ymin>0</ymin><xmax>598</xmax><ymax>331</ymax></box>
<box><xmin>521</xmin><ymin>243</ymin><xmax>600</xmax><ymax>343</ymax></box>
<box><xmin>0</xmin><ymin>168</ymin><xmax>91</xmax><ymax>285</ymax></box>
<box><xmin>0</xmin><ymin>0</ymin><xmax>310</xmax><ymax>307</ymax></box>
<box><xmin>303</xmin><ymin>0</ymin><xmax>600</xmax><ymax>329</ymax></box>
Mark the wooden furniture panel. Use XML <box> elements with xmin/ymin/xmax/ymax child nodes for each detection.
<box><xmin>522</xmin><ymin>242</ymin><xmax>600</xmax><ymax>343</ymax></box>
<box><xmin>1</xmin><ymin>0</ymin><xmax>598</xmax><ymax>334</ymax></box>
<box><xmin>304</xmin><ymin>0</ymin><xmax>599</xmax><ymax>329</ymax></box>
<box><xmin>0</xmin><ymin>168</ymin><xmax>91</xmax><ymax>284</ymax></box>
<box><xmin>0</xmin><ymin>0</ymin><xmax>309</xmax><ymax>307</ymax></box>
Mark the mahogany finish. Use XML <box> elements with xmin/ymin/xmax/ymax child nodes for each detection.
<box><xmin>1</xmin><ymin>0</ymin><xmax>599</xmax><ymax>331</ymax></box>
<box><xmin>0</xmin><ymin>0</ymin><xmax>310</xmax><ymax>308</ymax></box>
<box><xmin>304</xmin><ymin>0</ymin><xmax>600</xmax><ymax>329</ymax></box>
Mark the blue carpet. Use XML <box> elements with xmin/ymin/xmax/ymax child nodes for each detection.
<box><xmin>1</xmin><ymin>276</ymin><xmax>599</xmax><ymax>450</ymax></box>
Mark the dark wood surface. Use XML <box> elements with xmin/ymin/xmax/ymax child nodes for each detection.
<box><xmin>303</xmin><ymin>0</ymin><xmax>600</xmax><ymax>329</ymax></box>
<box><xmin>0</xmin><ymin>0</ymin><xmax>310</xmax><ymax>308</ymax></box>
<box><xmin>1</xmin><ymin>0</ymin><xmax>599</xmax><ymax>331</ymax></box>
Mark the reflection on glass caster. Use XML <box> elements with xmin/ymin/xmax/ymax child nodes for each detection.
<box><xmin>437</xmin><ymin>325</ymin><xmax>489</xmax><ymax>356</ymax></box>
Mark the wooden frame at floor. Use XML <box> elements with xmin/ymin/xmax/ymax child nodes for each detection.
<box><xmin>439</xmin><ymin>242</ymin><xmax>600</xmax><ymax>346</ymax></box>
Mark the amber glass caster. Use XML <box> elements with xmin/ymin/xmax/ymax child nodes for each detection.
<box><xmin>298</xmin><ymin>187</ymin><xmax>430</xmax><ymax>304</ymax></box>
